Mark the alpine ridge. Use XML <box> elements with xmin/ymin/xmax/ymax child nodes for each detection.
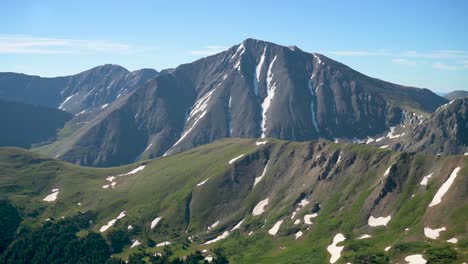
<box><xmin>1</xmin><ymin>39</ymin><xmax>450</xmax><ymax>167</ymax></box>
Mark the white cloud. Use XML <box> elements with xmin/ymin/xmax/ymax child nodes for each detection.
<box><xmin>432</xmin><ymin>62</ymin><xmax>458</xmax><ymax>71</ymax></box>
<box><xmin>189</xmin><ymin>46</ymin><xmax>227</xmax><ymax>56</ymax></box>
<box><xmin>404</xmin><ymin>50</ymin><xmax>468</xmax><ymax>59</ymax></box>
<box><xmin>391</xmin><ymin>58</ymin><xmax>417</xmax><ymax>66</ymax></box>
<box><xmin>0</xmin><ymin>35</ymin><xmax>156</xmax><ymax>55</ymax></box>
<box><xmin>329</xmin><ymin>49</ymin><xmax>468</xmax><ymax>60</ymax></box>
<box><xmin>329</xmin><ymin>50</ymin><xmax>389</xmax><ymax>56</ymax></box>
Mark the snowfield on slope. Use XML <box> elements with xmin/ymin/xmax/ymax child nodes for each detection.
<box><xmin>252</xmin><ymin>198</ymin><xmax>269</xmax><ymax>215</ymax></box>
<box><xmin>100</xmin><ymin>211</ymin><xmax>126</xmax><ymax>232</ymax></box>
<box><xmin>228</xmin><ymin>154</ymin><xmax>245</xmax><ymax>164</ymax></box>
<box><xmin>420</xmin><ymin>173</ymin><xmax>433</xmax><ymax>186</ymax></box>
<box><xmin>327</xmin><ymin>233</ymin><xmax>346</xmax><ymax>263</ymax></box>
<box><xmin>404</xmin><ymin>254</ymin><xmax>427</xmax><ymax>264</ymax></box>
<box><xmin>424</xmin><ymin>226</ymin><xmax>446</xmax><ymax>239</ymax></box>
<box><xmin>429</xmin><ymin>167</ymin><xmax>461</xmax><ymax>207</ymax></box>
<box><xmin>368</xmin><ymin>215</ymin><xmax>391</xmax><ymax>227</ymax></box>
<box><xmin>254</xmin><ymin>162</ymin><xmax>269</xmax><ymax>187</ymax></box>
<box><xmin>43</xmin><ymin>189</ymin><xmax>59</xmax><ymax>202</ymax></box>
<box><xmin>150</xmin><ymin>217</ymin><xmax>162</xmax><ymax>229</ymax></box>
<box><xmin>268</xmin><ymin>220</ymin><xmax>283</xmax><ymax>235</ymax></box>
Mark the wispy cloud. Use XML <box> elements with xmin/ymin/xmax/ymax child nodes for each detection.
<box><xmin>432</xmin><ymin>62</ymin><xmax>458</xmax><ymax>71</ymax></box>
<box><xmin>0</xmin><ymin>35</ymin><xmax>157</xmax><ymax>54</ymax></box>
<box><xmin>189</xmin><ymin>46</ymin><xmax>228</xmax><ymax>56</ymax></box>
<box><xmin>329</xmin><ymin>50</ymin><xmax>389</xmax><ymax>56</ymax></box>
<box><xmin>404</xmin><ymin>50</ymin><xmax>468</xmax><ymax>59</ymax></box>
<box><xmin>330</xmin><ymin>49</ymin><xmax>468</xmax><ymax>60</ymax></box>
<box><xmin>391</xmin><ymin>58</ymin><xmax>417</xmax><ymax>66</ymax></box>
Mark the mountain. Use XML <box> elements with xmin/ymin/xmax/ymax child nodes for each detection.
<box><xmin>30</xmin><ymin>39</ymin><xmax>448</xmax><ymax>167</ymax></box>
<box><xmin>0</xmin><ymin>138</ymin><xmax>466</xmax><ymax>263</ymax></box>
<box><xmin>0</xmin><ymin>65</ymin><xmax>158</xmax><ymax>115</ymax></box>
<box><xmin>0</xmin><ymin>99</ymin><xmax>72</xmax><ymax>148</ymax></box>
<box><xmin>398</xmin><ymin>98</ymin><xmax>468</xmax><ymax>155</ymax></box>
<box><xmin>354</xmin><ymin>98</ymin><xmax>468</xmax><ymax>156</ymax></box>
<box><xmin>444</xmin><ymin>90</ymin><xmax>468</xmax><ymax>100</ymax></box>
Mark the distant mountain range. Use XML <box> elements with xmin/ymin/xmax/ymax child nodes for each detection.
<box><xmin>443</xmin><ymin>90</ymin><xmax>468</xmax><ymax>100</ymax></box>
<box><xmin>1</xmin><ymin>39</ymin><xmax>466</xmax><ymax>167</ymax></box>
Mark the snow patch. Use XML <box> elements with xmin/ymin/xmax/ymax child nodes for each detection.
<box><xmin>58</xmin><ymin>94</ymin><xmax>76</xmax><ymax>110</ymax></box>
<box><xmin>384</xmin><ymin>165</ymin><xmax>393</xmax><ymax>177</ymax></box>
<box><xmin>260</xmin><ymin>55</ymin><xmax>278</xmax><ymax>138</ymax></box>
<box><xmin>424</xmin><ymin>226</ymin><xmax>446</xmax><ymax>239</ymax></box>
<box><xmin>336</xmin><ymin>152</ymin><xmax>343</xmax><ymax>165</ymax></box>
<box><xmin>429</xmin><ymin>167</ymin><xmax>460</xmax><ymax>207</ymax></box>
<box><xmin>101</xmin><ymin>103</ymin><xmax>109</xmax><ymax>109</ymax></box>
<box><xmin>130</xmin><ymin>240</ymin><xmax>141</xmax><ymax>248</ymax></box>
<box><xmin>291</xmin><ymin>211</ymin><xmax>297</xmax><ymax>220</ymax></box>
<box><xmin>294</xmin><ymin>219</ymin><xmax>301</xmax><ymax>225</ymax></box>
<box><xmin>197</xmin><ymin>178</ymin><xmax>209</xmax><ymax>186</ymax></box>
<box><xmin>125</xmin><ymin>165</ymin><xmax>146</xmax><ymax>175</ymax></box>
<box><xmin>447</xmin><ymin>238</ymin><xmax>458</xmax><ymax>244</ymax></box>
<box><xmin>144</xmin><ymin>143</ymin><xmax>152</xmax><ymax>152</ymax></box>
<box><xmin>43</xmin><ymin>189</ymin><xmax>59</xmax><ymax>202</ymax></box>
<box><xmin>379</xmin><ymin>145</ymin><xmax>389</xmax><ymax>149</ymax></box>
<box><xmin>327</xmin><ymin>233</ymin><xmax>346</xmax><ymax>264</ymax></box>
<box><xmin>256</xmin><ymin>141</ymin><xmax>268</xmax><ymax>145</ymax></box>
<box><xmin>252</xmin><ymin>198</ymin><xmax>269</xmax><ymax>216</ymax></box>
<box><xmin>268</xmin><ymin>220</ymin><xmax>283</xmax><ymax>235</ymax></box>
<box><xmin>229</xmin><ymin>154</ymin><xmax>245</xmax><ymax>164</ymax></box>
<box><xmin>295</xmin><ymin>231</ymin><xmax>303</xmax><ymax>239</ymax></box>
<box><xmin>253</xmin><ymin>47</ymin><xmax>267</xmax><ymax>97</ymax></box>
<box><xmin>254</xmin><ymin>161</ymin><xmax>269</xmax><ymax>187</ymax></box>
<box><xmin>368</xmin><ymin>215</ymin><xmax>391</xmax><ymax>227</ymax></box>
<box><xmin>171</xmin><ymin>89</ymin><xmax>216</xmax><ymax>148</ymax></box>
<box><xmin>357</xmin><ymin>234</ymin><xmax>372</xmax><ymax>239</ymax></box>
<box><xmin>100</xmin><ymin>211</ymin><xmax>126</xmax><ymax>232</ymax></box>
<box><xmin>304</xmin><ymin>213</ymin><xmax>318</xmax><ymax>225</ymax></box>
<box><xmin>231</xmin><ymin>219</ymin><xmax>244</xmax><ymax>231</ymax></box>
<box><xmin>420</xmin><ymin>173</ymin><xmax>433</xmax><ymax>186</ymax></box>
<box><xmin>208</xmin><ymin>221</ymin><xmax>220</xmax><ymax>230</ymax></box>
<box><xmin>404</xmin><ymin>254</ymin><xmax>427</xmax><ymax>264</ymax></box>
<box><xmin>151</xmin><ymin>217</ymin><xmax>162</xmax><ymax>229</ymax></box>
<box><xmin>384</xmin><ymin>246</ymin><xmax>391</xmax><ymax>252</ymax></box>
<box><xmin>298</xmin><ymin>199</ymin><xmax>310</xmax><ymax>207</ymax></box>
<box><xmin>156</xmin><ymin>241</ymin><xmax>171</xmax><ymax>247</ymax></box>
<box><xmin>204</xmin><ymin>231</ymin><xmax>230</xmax><ymax>245</ymax></box>
<box><xmin>307</xmin><ymin>78</ymin><xmax>319</xmax><ymax>132</ymax></box>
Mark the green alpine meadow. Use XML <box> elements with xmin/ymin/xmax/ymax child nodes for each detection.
<box><xmin>1</xmin><ymin>138</ymin><xmax>466</xmax><ymax>263</ymax></box>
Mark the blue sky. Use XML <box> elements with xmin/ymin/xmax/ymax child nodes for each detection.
<box><xmin>1</xmin><ymin>0</ymin><xmax>467</xmax><ymax>93</ymax></box>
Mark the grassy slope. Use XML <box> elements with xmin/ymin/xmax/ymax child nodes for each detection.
<box><xmin>0</xmin><ymin>138</ymin><xmax>467</xmax><ymax>263</ymax></box>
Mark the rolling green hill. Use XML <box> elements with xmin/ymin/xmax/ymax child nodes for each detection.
<box><xmin>0</xmin><ymin>138</ymin><xmax>466</xmax><ymax>263</ymax></box>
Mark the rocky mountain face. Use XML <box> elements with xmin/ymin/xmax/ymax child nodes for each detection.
<box><xmin>444</xmin><ymin>90</ymin><xmax>468</xmax><ymax>100</ymax></box>
<box><xmin>0</xmin><ymin>99</ymin><xmax>72</xmax><ymax>148</ymax></box>
<box><xmin>38</xmin><ymin>39</ymin><xmax>447</xmax><ymax>167</ymax></box>
<box><xmin>0</xmin><ymin>65</ymin><xmax>158</xmax><ymax>115</ymax></box>
<box><xmin>354</xmin><ymin>98</ymin><xmax>468</xmax><ymax>155</ymax></box>
<box><xmin>0</xmin><ymin>139</ymin><xmax>466</xmax><ymax>263</ymax></box>
<box><xmin>398</xmin><ymin>98</ymin><xmax>468</xmax><ymax>155</ymax></box>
